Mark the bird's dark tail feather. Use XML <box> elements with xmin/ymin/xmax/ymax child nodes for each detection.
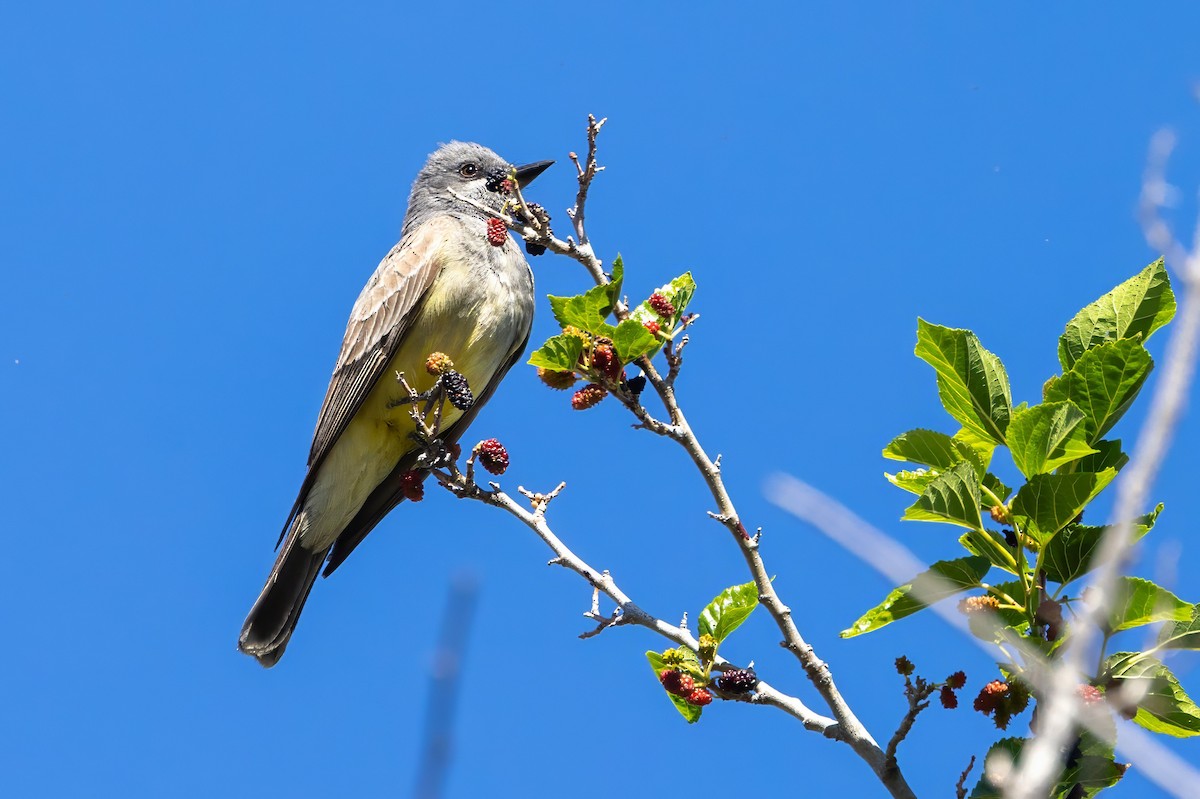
<box><xmin>238</xmin><ymin>530</ymin><xmax>328</xmax><ymax>668</ymax></box>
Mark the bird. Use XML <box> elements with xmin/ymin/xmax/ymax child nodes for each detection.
<box><xmin>238</xmin><ymin>142</ymin><xmax>552</xmax><ymax>667</ymax></box>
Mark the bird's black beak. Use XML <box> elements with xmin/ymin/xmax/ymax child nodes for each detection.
<box><xmin>514</xmin><ymin>160</ymin><xmax>554</xmax><ymax>186</ymax></box>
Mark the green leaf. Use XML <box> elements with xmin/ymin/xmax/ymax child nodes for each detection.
<box><xmin>527</xmin><ymin>333</ymin><xmax>584</xmax><ymax>372</ymax></box>
<box><xmin>1059</xmin><ymin>258</ymin><xmax>1176</xmax><ymax>370</ymax></box>
<box><xmin>915</xmin><ymin>319</ymin><xmax>1013</xmax><ymax>444</ymax></box>
<box><xmin>885</xmin><ymin>469</ymin><xmax>938</xmax><ymax>495</ymax></box>
<box><xmin>1071</xmin><ymin>439</ymin><xmax>1130</xmax><ymax>475</ymax></box>
<box><xmin>1010</xmin><ymin>469</ymin><xmax>1117</xmax><ymax>545</ymax></box>
<box><xmin>1006</xmin><ymin>401</ymin><xmax>1098</xmax><ymax>477</ymax></box>
<box><xmin>970</xmin><ymin>737</ymin><xmax>1024</xmax><ymax>798</ymax></box>
<box><xmin>547</xmin><ymin>283</ymin><xmax>617</xmax><ymax>338</ymax></box>
<box><xmin>646</xmin><ymin>651</ymin><xmax>702</xmax><ymax>723</ymax></box>
<box><xmin>902</xmin><ymin>461</ymin><xmax>984</xmax><ymax>531</ymax></box>
<box><xmin>667</xmin><ymin>272</ymin><xmax>696</xmax><ymax>317</ymax></box>
<box><xmin>1104</xmin><ymin>652</ymin><xmax>1200</xmax><ymax>737</ymax></box>
<box><xmin>840</xmin><ymin>556</ymin><xmax>990</xmax><ymax>637</ymax></box>
<box><xmin>606</xmin><ymin>254</ymin><xmax>624</xmax><ymax>306</ymax></box>
<box><xmin>1158</xmin><ymin>604</ymin><xmax>1200</xmax><ymax>650</ymax></box>
<box><xmin>1106</xmin><ymin>576</ymin><xmax>1191</xmax><ymax>633</ymax></box>
<box><xmin>983</xmin><ymin>472</ymin><xmax>1013</xmax><ymax>503</ymax></box>
<box><xmin>698</xmin><ymin>581</ymin><xmax>759</xmax><ymax>644</ymax></box>
<box><xmin>1041</xmin><ymin>504</ymin><xmax>1162</xmax><ymax>585</ymax></box>
<box><xmin>883</xmin><ymin>428</ymin><xmax>985</xmax><ymax>475</ymax></box>
<box><xmin>613</xmin><ymin>318</ymin><xmax>659</xmax><ymax>362</ymax></box>
<box><xmin>959</xmin><ymin>529</ymin><xmax>1018</xmax><ymax>575</ymax></box>
<box><xmin>970</xmin><ymin>735</ymin><xmax>1123</xmax><ymax>798</ymax></box>
<box><xmin>954</xmin><ymin>426</ymin><xmax>997</xmax><ymax>472</ymax></box>
<box><xmin>1044</xmin><ymin>339</ymin><xmax>1153</xmax><ymax>442</ymax></box>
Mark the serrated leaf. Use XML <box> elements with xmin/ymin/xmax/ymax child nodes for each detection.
<box><xmin>1006</xmin><ymin>401</ymin><xmax>1098</xmax><ymax>477</ymax></box>
<box><xmin>1041</xmin><ymin>504</ymin><xmax>1162</xmax><ymax>585</ymax></box>
<box><xmin>547</xmin><ymin>283</ymin><xmax>617</xmax><ymax>338</ymax></box>
<box><xmin>606</xmin><ymin>254</ymin><xmax>624</xmax><ymax>306</ymax></box>
<box><xmin>954</xmin><ymin>426</ymin><xmax>997</xmax><ymax>472</ymax></box>
<box><xmin>1106</xmin><ymin>576</ymin><xmax>1191</xmax><ymax>633</ymax></box>
<box><xmin>960</xmin><ymin>529</ymin><xmax>1018</xmax><ymax>575</ymax></box>
<box><xmin>1104</xmin><ymin>652</ymin><xmax>1200</xmax><ymax>737</ymax></box>
<box><xmin>915</xmin><ymin>319</ymin><xmax>1013</xmax><ymax>444</ymax></box>
<box><xmin>527</xmin><ymin>333</ymin><xmax>584</xmax><ymax>372</ymax></box>
<box><xmin>1070</xmin><ymin>439</ymin><xmax>1130</xmax><ymax>475</ymax></box>
<box><xmin>983</xmin><ymin>472</ymin><xmax>1012</xmax><ymax>502</ymax></box>
<box><xmin>883</xmin><ymin>428</ymin><xmax>985</xmax><ymax>476</ymax></box>
<box><xmin>646</xmin><ymin>651</ymin><xmax>703</xmax><ymax>723</ymax></box>
<box><xmin>885</xmin><ymin>469</ymin><xmax>938</xmax><ymax>495</ymax></box>
<box><xmin>698</xmin><ymin>581</ymin><xmax>759</xmax><ymax>644</ymax></box>
<box><xmin>970</xmin><ymin>737</ymin><xmax>1025</xmax><ymax>798</ymax></box>
<box><xmin>1059</xmin><ymin>258</ymin><xmax>1176</xmax><ymax>370</ymax></box>
<box><xmin>1158</xmin><ymin>604</ymin><xmax>1200</xmax><ymax>650</ymax></box>
<box><xmin>840</xmin><ymin>556</ymin><xmax>990</xmax><ymax>637</ymax></box>
<box><xmin>613</xmin><ymin>318</ymin><xmax>659</xmax><ymax>362</ymax></box>
<box><xmin>667</xmin><ymin>272</ymin><xmax>696</xmax><ymax>316</ymax></box>
<box><xmin>1010</xmin><ymin>469</ymin><xmax>1117</xmax><ymax>545</ymax></box>
<box><xmin>970</xmin><ymin>734</ymin><xmax>1122</xmax><ymax>798</ymax></box>
<box><xmin>902</xmin><ymin>460</ymin><xmax>984</xmax><ymax>531</ymax></box>
<box><xmin>1044</xmin><ymin>339</ymin><xmax>1153</xmax><ymax>442</ymax></box>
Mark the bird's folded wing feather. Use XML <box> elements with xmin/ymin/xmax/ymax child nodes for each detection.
<box><xmin>305</xmin><ymin>216</ymin><xmax>452</xmax><ymax>470</ymax></box>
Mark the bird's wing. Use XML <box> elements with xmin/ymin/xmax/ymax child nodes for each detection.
<box><xmin>278</xmin><ymin>216</ymin><xmax>453</xmax><ymax>542</ymax></box>
<box><xmin>322</xmin><ymin>330</ymin><xmax>532</xmax><ymax>576</ymax></box>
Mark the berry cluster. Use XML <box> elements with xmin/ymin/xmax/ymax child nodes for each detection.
<box><xmin>590</xmin><ymin>341</ymin><xmax>621</xmax><ymax>381</ymax></box>
<box><xmin>648</xmin><ymin>292</ymin><xmax>676</xmax><ymax>318</ymax></box>
<box><xmin>940</xmin><ymin>671</ymin><xmax>968</xmax><ymax>709</ymax></box>
<box><xmin>425</xmin><ymin>351</ymin><xmax>454</xmax><ymax>376</ymax></box>
<box><xmin>475</xmin><ymin>439</ymin><xmax>509</xmax><ymax>475</ymax></box>
<box><xmin>894</xmin><ymin>656</ymin><xmax>915</xmax><ymax>676</ymax></box>
<box><xmin>643</xmin><ymin>320</ymin><xmax>660</xmax><ymax>336</ymax></box>
<box><xmin>536</xmin><ymin>367</ymin><xmax>577</xmax><ymax>390</ymax></box>
<box><xmin>957</xmin><ymin>595</ymin><xmax>1000</xmax><ymax>615</ymax></box>
<box><xmin>659</xmin><ymin>669</ymin><xmax>713</xmax><ymax>707</ymax></box>
<box><xmin>484</xmin><ymin>168</ymin><xmax>512</xmax><ymax>194</ymax></box>
<box><xmin>399</xmin><ymin>471</ymin><xmax>424</xmax><ymax>502</ymax></box>
<box><xmin>973</xmin><ymin>679</ymin><xmax>1029</xmax><ymax>730</ymax></box>
<box><xmin>486</xmin><ymin>217</ymin><xmax>507</xmax><ymax>247</ymax></box>
<box><xmin>440</xmin><ymin>371</ymin><xmax>475</xmax><ymax>411</ymax></box>
<box><xmin>571</xmin><ymin>383</ymin><xmax>606</xmax><ymax>410</ymax></box>
<box><xmin>716</xmin><ymin>668</ymin><xmax>757</xmax><ymax>695</ymax></box>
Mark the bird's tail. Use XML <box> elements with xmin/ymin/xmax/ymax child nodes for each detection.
<box><xmin>238</xmin><ymin>528</ymin><xmax>328</xmax><ymax>668</ymax></box>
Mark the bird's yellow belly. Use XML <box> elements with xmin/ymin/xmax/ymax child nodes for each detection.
<box><xmin>297</xmin><ymin>267</ymin><xmax>525</xmax><ymax>550</ymax></box>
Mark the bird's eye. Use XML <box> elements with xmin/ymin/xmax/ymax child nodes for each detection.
<box><xmin>459</xmin><ymin>163</ymin><xmax>479</xmax><ymax>178</ymax></box>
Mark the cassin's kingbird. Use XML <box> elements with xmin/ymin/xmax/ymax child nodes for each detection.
<box><xmin>238</xmin><ymin>142</ymin><xmax>551</xmax><ymax>667</ymax></box>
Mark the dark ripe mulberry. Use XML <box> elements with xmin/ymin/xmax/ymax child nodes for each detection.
<box><xmin>624</xmin><ymin>375</ymin><xmax>647</xmax><ymax>396</ymax></box>
<box><xmin>486</xmin><ymin>218</ymin><xmax>507</xmax><ymax>247</ymax></box>
<box><xmin>648</xmin><ymin>292</ymin><xmax>676</xmax><ymax>318</ymax></box>
<box><xmin>940</xmin><ymin>685</ymin><xmax>959</xmax><ymax>709</ymax></box>
<box><xmin>894</xmin><ymin>656</ymin><xmax>915</xmax><ymax>676</ymax></box>
<box><xmin>440</xmin><ymin>371</ymin><xmax>474</xmax><ymax>410</ymax></box>
<box><xmin>475</xmin><ymin>439</ymin><xmax>509</xmax><ymax>475</ymax></box>
<box><xmin>716</xmin><ymin>668</ymin><xmax>757</xmax><ymax>694</ymax></box>
<box><xmin>947</xmin><ymin>671</ymin><xmax>967</xmax><ymax>689</ymax></box>
<box><xmin>399</xmin><ymin>471</ymin><xmax>424</xmax><ymax>502</ymax></box>
<box><xmin>484</xmin><ymin>168</ymin><xmax>511</xmax><ymax>194</ymax></box>
<box><xmin>571</xmin><ymin>383</ymin><xmax>607</xmax><ymax>410</ymax></box>
<box><xmin>524</xmin><ymin>241</ymin><xmax>547</xmax><ymax>257</ymax></box>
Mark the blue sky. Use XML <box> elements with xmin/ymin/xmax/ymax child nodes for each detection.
<box><xmin>2</xmin><ymin>2</ymin><xmax>1199</xmax><ymax>797</ymax></box>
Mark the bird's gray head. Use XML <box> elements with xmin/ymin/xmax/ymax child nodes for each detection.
<box><xmin>402</xmin><ymin>141</ymin><xmax>552</xmax><ymax>234</ymax></box>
